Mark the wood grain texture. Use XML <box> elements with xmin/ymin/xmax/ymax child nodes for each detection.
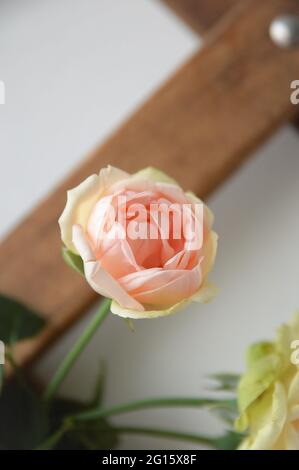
<box><xmin>2</xmin><ymin>0</ymin><xmax>299</xmax><ymax>368</ymax></box>
<box><xmin>162</xmin><ymin>0</ymin><xmax>299</xmax><ymax>134</ymax></box>
<box><xmin>161</xmin><ymin>0</ymin><xmax>238</xmax><ymax>33</ymax></box>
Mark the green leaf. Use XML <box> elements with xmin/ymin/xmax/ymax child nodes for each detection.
<box><xmin>209</xmin><ymin>399</ymin><xmax>239</xmax><ymax>425</ymax></box>
<box><xmin>49</xmin><ymin>397</ymin><xmax>85</xmax><ymax>431</ymax></box>
<box><xmin>123</xmin><ymin>318</ymin><xmax>135</xmax><ymax>332</ymax></box>
<box><xmin>208</xmin><ymin>373</ymin><xmax>240</xmax><ymax>392</ymax></box>
<box><xmin>62</xmin><ymin>247</ymin><xmax>84</xmax><ymax>276</ymax></box>
<box><xmin>0</xmin><ymin>377</ymin><xmax>48</xmax><ymax>449</ymax></box>
<box><xmin>47</xmin><ymin>398</ymin><xmax>118</xmax><ymax>450</ymax></box>
<box><xmin>213</xmin><ymin>431</ymin><xmax>244</xmax><ymax>450</ymax></box>
<box><xmin>43</xmin><ymin>365</ymin><xmax>113</xmax><ymax>450</ymax></box>
<box><xmin>70</xmin><ymin>419</ymin><xmax>119</xmax><ymax>450</ymax></box>
<box><xmin>0</xmin><ymin>294</ymin><xmax>45</xmax><ymax>344</ymax></box>
<box><xmin>89</xmin><ymin>362</ymin><xmax>107</xmax><ymax>408</ymax></box>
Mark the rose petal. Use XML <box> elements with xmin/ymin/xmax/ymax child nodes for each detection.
<box><xmin>72</xmin><ymin>224</ymin><xmax>144</xmax><ymax>311</ymax></box>
<box><xmin>59</xmin><ymin>166</ymin><xmax>128</xmax><ymax>253</ymax></box>
<box><xmin>201</xmin><ymin>231</ymin><xmax>218</xmax><ymax>280</ymax></box>
<box><xmin>191</xmin><ymin>281</ymin><xmax>219</xmax><ymax>304</ymax></box>
<box><xmin>119</xmin><ymin>266</ymin><xmax>201</xmax><ymax>308</ymax></box>
<box><xmin>287</xmin><ymin>371</ymin><xmax>299</xmax><ymax>406</ymax></box>
<box><xmin>98</xmin><ymin>232</ymin><xmax>141</xmax><ymax>278</ymax></box>
<box><xmin>87</xmin><ymin>194</ymin><xmax>115</xmax><ymax>248</ymax></box>
<box><xmin>59</xmin><ymin>174</ymin><xmax>101</xmax><ymax>253</ymax></box>
<box><xmin>249</xmin><ymin>383</ymin><xmax>287</xmax><ymax>450</ymax></box>
<box><xmin>285</xmin><ymin>424</ymin><xmax>299</xmax><ymax>450</ymax></box>
<box><xmin>133</xmin><ymin>167</ymin><xmax>180</xmax><ymax>186</ymax></box>
<box><xmin>111</xmin><ymin>297</ymin><xmax>191</xmax><ymax>319</ymax></box>
<box><xmin>185</xmin><ymin>191</ymin><xmax>215</xmax><ymax>228</ymax></box>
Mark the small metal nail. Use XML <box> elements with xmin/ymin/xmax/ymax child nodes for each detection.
<box><xmin>269</xmin><ymin>14</ymin><xmax>299</xmax><ymax>48</ymax></box>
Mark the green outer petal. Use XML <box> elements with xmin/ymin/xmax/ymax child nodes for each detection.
<box><xmin>235</xmin><ymin>412</ymin><xmax>249</xmax><ymax>434</ymax></box>
<box><xmin>59</xmin><ymin>174</ymin><xmax>101</xmax><ymax>253</ymax></box>
<box><xmin>289</xmin><ymin>311</ymin><xmax>299</xmax><ymax>339</ymax></box>
<box><xmin>110</xmin><ymin>298</ymin><xmax>191</xmax><ymax>319</ymax></box>
<box><xmin>246</xmin><ymin>342</ymin><xmax>275</xmax><ymax>368</ymax></box>
<box><xmin>248</xmin><ymin>382</ymin><xmax>287</xmax><ymax>450</ymax></box>
<box><xmin>191</xmin><ymin>281</ymin><xmax>218</xmax><ymax>304</ymax></box>
<box><xmin>185</xmin><ymin>191</ymin><xmax>214</xmax><ymax>228</ymax></box>
<box><xmin>237</xmin><ymin>353</ymin><xmax>282</xmax><ymax>415</ymax></box>
<box><xmin>275</xmin><ymin>312</ymin><xmax>299</xmax><ymax>367</ymax></box>
<box><xmin>62</xmin><ymin>247</ymin><xmax>84</xmax><ymax>276</ymax></box>
<box><xmin>133</xmin><ymin>167</ymin><xmax>180</xmax><ymax>186</ymax></box>
<box><xmin>236</xmin><ymin>312</ymin><xmax>299</xmax><ymax>440</ymax></box>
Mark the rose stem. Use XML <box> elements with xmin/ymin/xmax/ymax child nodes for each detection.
<box><xmin>43</xmin><ymin>298</ymin><xmax>111</xmax><ymax>403</ymax></box>
<box><xmin>37</xmin><ymin>422</ymin><xmax>217</xmax><ymax>450</ymax></box>
<box><xmin>72</xmin><ymin>397</ymin><xmax>229</xmax><ymax>422</ymax></box>
<box><xmin>104</xmin><ymin>425</ymin><xmax>216</xmax><ymax>447</ymax></box>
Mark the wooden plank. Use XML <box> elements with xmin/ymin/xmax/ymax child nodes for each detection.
<box><xmin>2</xmin><ymin>0</ymin><xmax>299</xmax><ymax>368</ymax></box>
<box><xmin>161</xmin><ymin>0</ymin><xmax>238</xmax><ymax>33</ymax></box>
<box><xmin>161</xmin><ymin>1</ymin><xmax>299</xmax><ymax>134</ymax></box>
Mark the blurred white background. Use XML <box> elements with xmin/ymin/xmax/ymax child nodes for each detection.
<box><xmin>0</xmin><ymin>0</ymin><xmax>299</xmax><ymax>449</ymax></box>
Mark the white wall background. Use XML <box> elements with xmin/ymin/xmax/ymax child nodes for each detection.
<box><xmin>0</xmin><ymin>0</ymin><xmax>299</xmax><ymax>450</ymax></box>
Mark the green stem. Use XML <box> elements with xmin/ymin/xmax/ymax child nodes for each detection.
<box><xmin>72</xmin><ymin>397</ymin><xmax>226</xmax><ymax>422</ymax></box>
<box><xmin>111</xmin><ymin>425</ymin><xmax>216</xmax><ymax>447</ymax></box>
<box><xmin>36</xmin><ymin>423</ymin><xmax>70</xmax><ymax>450</ymax></box>
<box><xmin>43</xmin><ymin>298</ymin><xmax>111</xmax><ymax>403</ymax></box>
<box><xmin>5</xmin><ymin>350</ymin><xmax>36</xmax><ymax>398</ymax></box>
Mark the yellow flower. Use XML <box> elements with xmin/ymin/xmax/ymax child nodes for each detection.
<box><xmin>236</xmin><ymin>313</ymin><xmax>299</xmax><ymax>450</ymax></box>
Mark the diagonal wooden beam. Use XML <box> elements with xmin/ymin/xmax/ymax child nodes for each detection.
<box><xmin>161</xmin><ymin>0</ymin><xmax>238</xmax><ymax>33</ymax></box>
<box><xmin>161</xmin><ymin>0</ymin><xmax>299</xmax><ymax>131</ymax></box>
<box><xmin>2</xmin><ymin>0</ymin><xmax>299</xmax><ymax>368</ymax></box>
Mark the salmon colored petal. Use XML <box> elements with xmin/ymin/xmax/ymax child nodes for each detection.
<box><xmin>98</xmin><ymin>235</ymin><xmax>141</xmax><ymax>278</ymax></box>
<box><xmin>127</xmin><ymin>233</ymin><xmax>162</xmax><ymax>268</ymax></box>
<box><xmin>119</xmin><ymin>266</ymin><xmax>201</xmax><ymax>308</ymax></box>
<box><xmin>164</xmin><ymin>250</ymin><xmax>191</xmax><ymax>270</ymax></box>
<box><xmin>87</xmin><ymin>195</ymin><xmax>115</xmax><ymax>248</ymax></box>
<box><xmin>154</xmin><ymin>183</ymin><xmax>188</xmax><ymax>204</ymax></box>
<box><xmin>72</xmin><ymin>225</ymin><xmax>144</xmax><ymax>311</ymax></box>
<box><xmin>110</xmin><ymin>176</ymin><xmax>187</xmax><ymax>204</ymax></box>
<box><xmin>59</xmin><ymin>166</ymin><xmax>218</xmax><ymax>318</ymax></box>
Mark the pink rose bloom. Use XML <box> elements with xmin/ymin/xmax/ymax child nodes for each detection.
<box><xmin>59</xmin><ymin>166</ymin><xmax>217</xmax><ymax>318</ymax></box>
